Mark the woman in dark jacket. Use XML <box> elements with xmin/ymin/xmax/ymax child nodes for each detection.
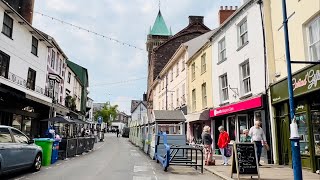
<box><xmin>202</xmin><ymin>126</ymin><xmax>214</xmax><ymax>165</ymax></box>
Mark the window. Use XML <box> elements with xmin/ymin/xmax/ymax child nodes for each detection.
<box><xmin>0</xmin><ymin>51</ymin><xmax>10</xmax><ymax>78</ymax></box>
<box><xmin>238</xmin><ymin>19</ymin><xmax>248</xmax><ymax>47</ymax></box>
<box><xmin>30</xmin><ymin>36</ymin><xmax>39</xmax><ymax>56</ymax></box>
<box><xmin>307</xmin><ymin>16</ymin><xmax>320</xmax><ymax>61</ymax></box>
<box><xmin>56</xmin><ymin>53</ymin><xmax>59</xmax><ymax>70</ymax></box>
<box><xmin>201</xmin><ymin>53</ymin><xmax>206</xmax><ymax>74</ymax></box>
<box><xmin>182</xmin><ymin>83</ymin><xmax>186</xmax><ymax>104</ymax></box>
<box><xmin>170</xmin><ymin>70</ymin><xmax>173</xmax><ymax>82</ymax></box>
<box><xmin>191</xmin><ymin>62</ymin><xmax>195</xmax><ymax>81</ymax></box>
<box><xmin>0</xmin><ymin>128</ymin><xmax>12</xmax><ymax>143</ymax></box>
<box><xmin>59</xmin><ymin>59</ymin><xmax>62</xmax><ymax>75</ymax></box>
<box><xmin>162</xmin><ymin>79</ymin><xmax>164</xmax><ymax>89</ymax></box>
<box><xmin>176</xmin><ymin>62</ymin><xmax>179</xmax><ymax>77</ymax></box>
<box><xmin>2</xmin><ymin>13</ymin><xmax>13</xmax><ymax>38</ymax></box>
<box><xmin>67</xmin><ymin>72</ymin><xmax>71</xmax><ymax>83</ymax></box>
<box><xmin>192</xmin><ymin>89</ymin><xmax>196</xmax><ymax>111</ymax></box>
<box><xmin>240</xmin><ymin>61</ymin><xmax>251</xmax><ymax>94</ymax></box>
<box><xmin>220</xmin><ymin>74</ymin><xmax>229</xmax><ymax>102</ymax></box>
<box><xmin>202</xmin><ymin>83</ymin><xmax>207</xmax><ymax>108</ymax></box>
<box><xmin>51</xmin><ymin>50</ymin><xmax>56</xmax><ymax>69</ymax></box>
<box><xmin>218</xmin><ymin>37</ymin><xmax>226</xmax><ymax>62</ymax></box>
<box><xmin>170</xmin><ymin>93</ymin><xmax>174</xmax><ymax>110</ymax></box>
<box><xmin>11</xmin><ymin>129</ymin><xmax>28</xmax><ymax>143</ymax></box>
<box><xmin>176</xmin><ymin>88</ymin><xmax>179</xmax><ymax>107</ymax></box>
<box><xmin>182</xmin><ymin>59</ymin><xmax>185</xmax><ymax>71</ymax></box>
<box><xmin>162</xmin><ymin>99</ymin><xmax>165</xmax><ymax>110</ymax></box>
<box><xmin>27</xmin><ymin>68</ymin><xmax>36</xmax><ymax>90</ymax></box>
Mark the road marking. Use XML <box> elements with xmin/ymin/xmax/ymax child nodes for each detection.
<box><xmin>133</xmin><ymin>165</ymin><xmax>150</xmax><ymax>173</ymax></box>
<box><xmin>132</xmin><ymin>176</ymin><xmax>152</xmax><ymax>180</ymax></box>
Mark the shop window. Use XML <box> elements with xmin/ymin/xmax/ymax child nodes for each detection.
<box><xmin>238</xmin><ymin>115</ymin><xmax>248</xmax><ymax>141</ymax></box>
<box><xmin>227</xmin><ymin>116</ymin><xmax>236</xmax><ymax>141</ymax></box>
<box><xmin>295</xmin><ymin>114</ymin><xmax>309</xmax><ymax>155</ymax></box>
<box><xmin>311</xmin><ymin>95</ymin><xmax>320</xmax><ymax>155</ymax></box>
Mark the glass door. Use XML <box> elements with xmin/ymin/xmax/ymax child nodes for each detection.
<box><xmin>237</xmin><ymin>115</ymin><xmax>248</xmax><ymax>142</ymax></box>
<box><xmin>227</xmin><ymin>116</ymin><xmax>236</xmax><ymax>142</ymax></box>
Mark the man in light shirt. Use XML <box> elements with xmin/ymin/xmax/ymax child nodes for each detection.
<box><xmin>249</xmin><ymin>121</ymin><xmax>267</xmax><ymax>166</ymax></box>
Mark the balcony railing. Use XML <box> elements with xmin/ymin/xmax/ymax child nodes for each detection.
<box><xmin>7</xmin><ymin>72</ymin><xmax>47</xmax><ymax>96</ymax></box>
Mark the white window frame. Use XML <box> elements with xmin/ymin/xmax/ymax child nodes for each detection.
<box><xmin>182</xmin><ymin>83</ymin><xmax>186</xmax><ymax>105</ymax></box>
<box><xmin>218</xmin><ymin>37</ymin><xmax>226</xmax><ymax>62</ymax></box>
<box><xmin>220</xmin><ymin>74</ymin><xmax>229</xmax><ymax>103</ymax></box>
<box><xmin>176</xmin><ymin>88</ymin><xmax>179</xmax><ymax>107</ymax></box>
<box><xmin>182</xmin><ymin>59</ymin><xmax>185</xmax><ymax>71</ymax></box>
<box><xmin>202</xmin><ymin>83</ymin><xmax>207</xmax><ymax>108</ymax></box>
<box><xmin>170</xmin><ymin>70</ymin><xmax>173</xmax><ymax>82</ymax></box>
<box><xmin>307</xmin><ymin>16</ymin><xmax>320</xmax><ymax>61</ymax></box>
<box><xmin>240</xmin><ymin>61</ymin><xmax>251</xmax><ymax>95</ymax></box>
<box><xmin>191</xmin><ymin>62</ymin><xmax>196</xmax><ymax>81</ymax></box>
<box><xmin>201</xmin><ymin>53</ymin><xmax>206</xmax><ymax>74</ymax></box>
<box><xmin>171</xmin><ymin>93</ymin><xmax>174</xmax><ymax>110</ymax></box>
<box><xmin>238</xmin><ymin>18</ymin><xmax>248</xmax><ymax>48</ymax></box>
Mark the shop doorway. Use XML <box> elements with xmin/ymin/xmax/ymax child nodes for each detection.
<box><xmin>227</xmin><ymin>116</ymin><xmax>236</xmax><ymax>142</ymax></box>
<box><xmin>277</xmin><ymin>117</ymin><xmax>290</xmax><ymax>165</ymax></box>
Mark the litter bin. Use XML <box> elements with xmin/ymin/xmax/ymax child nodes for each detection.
<box><xmin>51</xmin><ymin>140</ymin><xmax>60</xmax><ymax>164</ymax></box>
<box><xmin>34</xmin><ymin>138</ymin><xmax>54</xmax><ymax>166</ymax></box>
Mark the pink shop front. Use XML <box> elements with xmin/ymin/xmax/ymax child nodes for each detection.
<box><xmin>209</xmin><ymin>95</ymin><xmax>272</xmax><ymax>163</ymax></box>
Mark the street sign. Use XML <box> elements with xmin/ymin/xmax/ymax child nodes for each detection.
<box><xmin>97</xmin><ymin>116</ymin><xmax>103</xmax><ymax>124</ymax></box>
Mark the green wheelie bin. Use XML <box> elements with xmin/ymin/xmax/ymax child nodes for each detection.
<box><xmin>34</xmin><ymin>138</ymin><xmax>54</xmax><ymax>166</ymax></box>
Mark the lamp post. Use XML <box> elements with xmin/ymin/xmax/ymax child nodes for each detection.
<box><xmin>281</xmin><ymin>0</ymin><xmax>302</xmax><ymax>179</ymax></box>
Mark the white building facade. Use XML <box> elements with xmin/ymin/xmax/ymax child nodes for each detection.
<box><xmin>0</xmin><ymin>1</ymin><xmax>52</xmax><ymax>137</ymax></box>
<box><xmin>152</xmin><ymin>46</ymin><xmax>187</xmax><ymax>112</ymax></box>
<box><xmin>210</xmin><ymin>1</ymin><xmax>271</xmax><ymax>162</ymax></box>
<box><xmin>64</xmin><ymin>65</ymin><xmax>82</xmax><ymax>112</ymax></box>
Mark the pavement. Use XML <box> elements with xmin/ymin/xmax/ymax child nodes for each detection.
<box><xmin>204</xmin><ymin>155</ymin><xmax>320</xmax><ymax>180</ymax></box>
<box><xmin>2</xmin><ymin>134</ymin><xmax>221</xmax><ymax>180</ymax></box>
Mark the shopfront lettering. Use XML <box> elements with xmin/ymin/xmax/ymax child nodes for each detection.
<box><xmin>272</xmin><ymin>96</ymin><xmax>281</xmax><ymax>102</ymax></box>
<box><xmin>292</xmin><ymin>69</ymin><xmax>320</xmax><ymax>91</ymax></box>
<box><xmin>296</xmin><ymin>105</ymin><xmax>304</xmax><ymax>111</ymax></box>
<box><xmin>214</xmin><ymin>107</ymin><xmax>235</xmax><ymax>116</ymax></box>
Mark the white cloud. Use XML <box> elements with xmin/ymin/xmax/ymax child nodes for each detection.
<box><xmin>45</xmin><ymin>0</ymin><xmax>78</xmax><ymax>13</ymax></box>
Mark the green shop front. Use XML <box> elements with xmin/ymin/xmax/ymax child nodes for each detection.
<box><xmin>270</xmin><ymin>64</ymin><xmax>320</xmax><ymax>172</ymax></box>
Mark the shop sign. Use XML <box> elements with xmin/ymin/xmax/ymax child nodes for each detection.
<box><xmin>209</xmin><ymin>96</ymin><xmax>262</xmax><ymax>117</ymax></box>
<box><xmin>271</xmin><ymin>65</ymin><xmax>320</xmax><ymax>104</ymax></box>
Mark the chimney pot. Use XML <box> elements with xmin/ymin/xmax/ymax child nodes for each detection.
<box><xmin>218</xmin><ymin>5</ymin><xmax>237</xmax><ymax>25</ymax></box>
<box><xmin>230</xmin><ymin>6</ymin><xmax>233</xmax><ymax>10</ymax></box>
<box><xmin>225</xmin><ymin>6</ymin><xmax>228</xmax><ymax>10</ymax></box>
<box><xmin>235</xmin><ymin>6</ymin><xmax>238</xmax><ymax>9</ymax></box>
<box><xmin>220</xmin><ymin>6</ymin><xmax>223</xmax><ymax>10</ymax></box>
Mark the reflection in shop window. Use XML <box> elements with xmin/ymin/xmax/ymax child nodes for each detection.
<box><xmin>296</xmin><ymin>114</ymin><xmax>309</xmax><ymax>155</ymax></box>
<box><xmin>311</xmin><ymin>98</ymin><xmax>320</xmax><ymax>155</ymax></box>
<box><xmin>227</xmin><ymin>116</ymin><xmax>236</xmax><ymax>141</ymax></box>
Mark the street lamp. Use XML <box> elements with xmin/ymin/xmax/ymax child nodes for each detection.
<box><xmin>281</xmin><ymin>0</ymin><xmax>302</xmax><ymax>179</ymax></box>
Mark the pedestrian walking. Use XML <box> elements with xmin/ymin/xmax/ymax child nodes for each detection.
<box><xmin>116</xmin><ymin>128</ymin><xmax>120</xmax><ymax>137</ymax></box>
<box><xmin>240</xmin><ymin>129</ymin><xmax>251</xmax><ymax>142</ymax></box>
<box><xmin>202</xmin><ymin>126</ymin><xmax>215</xmax><ymax>166</ymax></box>
<box><xmin>249</xmin><ymin>121</ymin><xmax>267</xmax><ymax>166</ymax></box>
<box><xmin>217</xmin><ymin>126</ymin><xmax>230</xmax><ymax>165</ymax></box>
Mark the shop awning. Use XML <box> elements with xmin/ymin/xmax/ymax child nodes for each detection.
<box><xmin>41</xmin><ymin>116</ymin><xmax>75</xmax><ymax>124</ymax></box>
<box><xmin>72</xmin><ymin>119</ymin><xmax>88</xmax><ymax>124</ymax></box>
<box><xmin>185</xmin><ymin>109</ymin><xmax>209</xmax><ymax>123</ymax></box>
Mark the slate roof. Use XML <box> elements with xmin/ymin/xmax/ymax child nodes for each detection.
<box><xmin>131</xmin><ymin>100</ymin><xmax>147</xmax><ymax>113</ymax></box>
<box><xmin>149</xmin><ymin>10</ymin><xmax>171</xmax><ymax>36</ymax></box>
<box><xmin>153</xmin><ymin>110</ymin><xmax>186</xmax><ymax>122</ymax></box>
<box><xmin>184</xmin><ymin>30</ymin><xmax>215</xmax><ymax>60</ymax></box>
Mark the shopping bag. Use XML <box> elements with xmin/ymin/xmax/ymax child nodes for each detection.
<box><xmin>224</xmin><ymin>146</ymin><xmax>232</xmax><ymax>157</ymax></box>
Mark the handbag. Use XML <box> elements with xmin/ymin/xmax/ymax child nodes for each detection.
<box><xmin>264</xmin><ymin>144</ymin><xmax>270</xmax><ymax>151</ymax></box>
<box><xmin>224</xmin><ymin>146</ymin><xmax>232</xmax><ymax>157</ymax></box>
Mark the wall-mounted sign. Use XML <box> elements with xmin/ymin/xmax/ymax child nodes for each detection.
<box><xmin>271</xmin><ymin>65</ymin><xmax>320</xmax><ymax>104</ymax></box>
<box><xmin>210</xmin><ymin>96</ymin><xmax>263</xmax><ymax>118</ymax></box>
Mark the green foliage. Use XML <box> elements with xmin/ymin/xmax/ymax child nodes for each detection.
<box><xmin>65</xmin><ymin>95</ymin><xmax>77</xmax><ymax>111</ymax></box>
<box><xmin>94</xmin><ymin>101</ymin><xmax>118</xmax><ymax>125</ymax></box>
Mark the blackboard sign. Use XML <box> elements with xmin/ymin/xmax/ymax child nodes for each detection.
<box><xmin>231</xmin><ymin>143</ymin><xmax>260</xmax><ymax>179</ymax></box>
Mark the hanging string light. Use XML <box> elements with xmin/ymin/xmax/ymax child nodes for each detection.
<box><xmin>34</xmin><ymin>11</ymin><xmax>146</xmax><ymax>51</ymax></box>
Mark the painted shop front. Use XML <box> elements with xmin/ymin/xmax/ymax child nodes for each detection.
<box><xmin>270</xmin><ymin>64</ymin><xmax>320</xmax><ymax>172</ymax></box>
<box><xmin>209</xmin><ymin>95</ymin><xmax>270</xmax><ymax>162</ymax></box>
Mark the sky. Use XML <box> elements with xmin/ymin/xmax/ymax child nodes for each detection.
<box><xmin>33</xmin><ymin>0</ymin><xmax>241</xmax><ymax>114</ymax></box>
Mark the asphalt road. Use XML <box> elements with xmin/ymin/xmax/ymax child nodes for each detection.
<box><xmin>3</xmin><ymin>134</ymin><xmax>221</xmax><ymax>180</ymax></box>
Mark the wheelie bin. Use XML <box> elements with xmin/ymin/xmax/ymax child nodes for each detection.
<box><xmin>51</xmin><ymin>140</ymin><xmax>60</xmax><ymax>164</ymax></box>
<box><xmin>34</xmin><ymin>138</ymin><xmax>54</xmax><ymax>166</ymax></box>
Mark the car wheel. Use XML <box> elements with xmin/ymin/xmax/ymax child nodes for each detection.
<box><xmin>32</xmin><ymin>154</ymin><xmax>42</xmax><ymax>172</ymax></box>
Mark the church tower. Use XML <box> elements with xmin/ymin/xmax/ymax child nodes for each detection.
<box><xmin>146</xmin><ymin>10</ymin><xmax>172</xmax><ymax>64</ymax></box>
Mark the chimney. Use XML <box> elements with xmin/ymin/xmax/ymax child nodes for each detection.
<box><xmin>218</xmin><ymin>5</ymin><xmax>236</xmax><ymax>25</ymax></box>
<box><xmin>188</xmin><ymin>16</ymin><xmax>204</xmax><ymax>25</ymax></box>
<box><xmin>143</xmin><ymin>93</ymin><xmax>147</xmax><ymax>101</ymax></box>
<box><xmin>5</xmin><ymin>0</ymin><xmax>35</xmax><ymax>24</ymax></box>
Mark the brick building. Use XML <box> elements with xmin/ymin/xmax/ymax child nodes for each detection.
<box><xmin>146</xmin><ymin>11</ymin><xmax>211</xmax><ymax>111</ymax></box>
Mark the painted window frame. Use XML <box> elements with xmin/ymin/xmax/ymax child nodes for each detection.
<box><xmin>2</xmin><ymin>13</ymin><xmax>13</xmax><ymax>38</ymax></box>
<box><xmin>307</xmin><ymin>16</ymin><xmax>320</xmax><ymax>61</ymax></box>
<box><xmin>192</xmin><ymin>89</ymin><xmax>196</xmax><ymax>112</ymax></box>
<box><xmin>202</xmin><ymin>82</ymin><xmax>207</xmax><ymax>108</ymax></box>
<box><xmin>191</xmin><ymin>62</ymin><xmax>196</xmax><ymax>81</ymax></box>
<box><xmin>31</xmin><ymin>36</ymin><xmax>38</xmax><ymax>56</ymax></box>
<box><xmin>0</xmin><ymin>50</ymin><xmax>10</xmax><ymax>78</ymax></box>
<box><xmin>220</xmin><ymin>73</ymin><xmax>229</xmax><ymax>103</ymax></box>
<box><xmin>238</xmin><ymin>18</ymin><xmax>248</xmax><ymax>48</ymax></box>
<box><xmin>240</xmin><ymin>60</ymin><xmax>251</xmax><ymax>95</ymax></box>
<box><xmin>218</xmin><ymin>37</ymin><xmax>226</xmax><ymax>62</ymax></box>
<box><xmin>201</xmin><ymin>53</ymin><xmax>206</xmax><ymax>74</ymax></box>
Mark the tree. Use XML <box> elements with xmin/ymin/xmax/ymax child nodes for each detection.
<box><xmin>94</xmin><ymin>102</ymin><xmax>118</xmax><ymax>126</ymax></box>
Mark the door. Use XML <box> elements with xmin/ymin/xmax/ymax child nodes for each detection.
<box><xmin>237</xmin><ymin>115</ymin><xmax>248</xmax><ymax>142</ymax></box>
<box><xmin>0</xmin><ymin>127</ymin><xmax>18</xmax><ymax>171</ymax></box>
<box><xmin>10</xmin><ymin>128</ymin><xmax>34</xmax><ymax>165</ymax></box>
<box><xmin>227</xmin><ymin>116</ymin><xmax>236</xmax><ymax>142</ymax></box>
<box><xmin>278</xmin><ymin>117</ymin><xmax>290</xmax><ymax>165</ymax></box>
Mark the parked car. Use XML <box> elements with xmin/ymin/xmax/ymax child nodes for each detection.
<box><xmin>0</xmin><ymin>125</ymin><xmax>42</xmax><ymax>175</ymax></box>
<box><xmin>122</xmin><ymin>127</ymin><xmax>130</xmax><ymax>138</ymax></box>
